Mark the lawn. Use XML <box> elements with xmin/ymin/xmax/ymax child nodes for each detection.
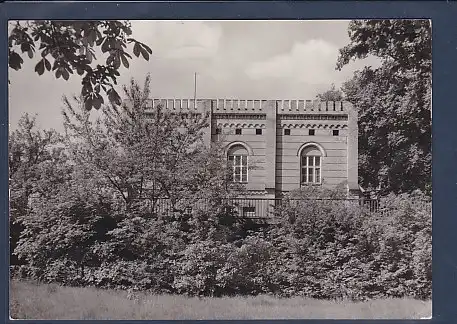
<box><xmin>9</xmin><ymin>280</ymin><xmax>431</xmax><ymax>320</ymax></box>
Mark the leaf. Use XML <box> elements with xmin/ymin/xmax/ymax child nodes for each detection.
<box><xmin>20</xmin><ymin>43</ymin><xmax>29</xmax><ymax>53</ymax></box>
<box><xmin>44</xmin><ymin>58</ymin><xmax>51</xmax><ymax>71</ymax></box>
<box><xmin>120</xmin><ymin>54</ymin><xmax>129</xmax><ymax>68</ymax></box>
<box><xmin>86</xmin><ymin>50</ymin><xmax>93</xmax><ymax>63</ymax></box>
<box><xmin>96</xmin><ymin>36</ymin><xmax>105</xmax><ymax>46</ymax></box>
<box><xmin>55</xmin><ymin>68</ymin><xmax>62</xmax><ymax>79</ymax></box>
<box><xmin>124</xmin><ymin>26</ymin><xmax>132</xmax><ymax>36</ymax></box>
<box><xmin>76</xmin><ymin>66</ymin><xmax>84</xmax><ymax>75</ymax></box>
<box><xmin>113</xmin><ymin>55</ymin><xmax>121</xmax><ymax>69</ymax></box>
<box><xmin>141</xmin><ymin>43</ymin><xmax>152</xmax><ymax>55</ymax></box>
<box><xmin>84</xmin><ymin>96</ymin><xmax>93</xmax><ymax>111</ymax></box>
<box><xmin>133</xmin><ymin>43</ymin><xmax>140</xmax><ymax>57</ymax></box>
<box><xmin>139</xmin><ymin>46</ymin><xmax>149</xmax><ymax>61</ymax></box>
<box><xmin>106</xmin><ymin>55</ymin><xmax>113</xmax><ymax>66</ymax></box>
<box><xmin>34</xmin><ymin>59</ymin><xmax>45</xmax><ymax>76</ymax></box>
<box><xmin>27</xmin><ymin>49</ymin><xmax>34</xmax><ymax>59</ymax></box>
<box><xmin>9</xmin><ymin>51</ymin><xmax>23</xmax><ymax>70</ymax></box>
<box><xmin>93</xmin><ymin>95</ymin><xmax>104</xmax><ymax>110</ymax></box>
<box><xmin>62</xmin><ymin>68</ymin><xmax>70</xmax><ymax>81</ymax></box>
<box><xmin>101</xmin><ymin>39</ymin><xmax>110</xmax><ymax>53</ymax></box>
<box><xmin>108</xmin><ymin>88</ymin><xmax>122</xmax><ymax>105</ymax></box>
<box><xmin>81</xmin><ymin>36</ymin><xmax>88</xmax><ymax>47</ymax></box>
<box><xmin>88</xmin><ymin>29</ymin><xmax>97</xmax><ymax>47</ymax></box>
<box><xmin>81</xmin><ymin>82</ymin><xmax>92</xmax><ymax>96</ymax></box>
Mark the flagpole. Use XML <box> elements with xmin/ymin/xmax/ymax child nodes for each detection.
<box><xmin>194</xmin><ymin>72</ymin><xmax>197</xmax><ymax>109</ymax></box>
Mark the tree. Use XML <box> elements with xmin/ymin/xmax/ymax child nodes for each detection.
<box><xmin>316</xmin><ymin>83</ymin><xmax>344</xmax><ymax>101</ymax></box>
<box><xmin>9</xmin><ymin>114</ymin><xmax>70</xmax><ymax>265</ymax></box>
<box><xmin>337</xmin><ymin>20</ymin><xmax>431</xmax><ymax>194</ymax></box>
<box><xmin>61</xmin><ymin>74</ymin><xmax>237</xmax><ymax>212</ymax></box>
<box><xmin>13</xmin><ymin>75</ymin><xmax>248</xmax><ymax>289</ymax></box>
<box><xmin>8</xmin><ymin>113</ymin><xmax>70</xmax><ymax>216</ymax></box>
<box><xmin>8</xmin><ymin>20</ymin><xmax>152</xmax><ymax>110</ymax></box>
<box><xmin>336</xmin><ymin>20</ymin><xmax>431</xmax><ymax>75</ymax></box>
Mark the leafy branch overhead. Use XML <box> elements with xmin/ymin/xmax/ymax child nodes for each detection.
<box><xmin>8</xmin><ymin>20</ymin><xmax>153</xmax><ymax>110</ymax></box>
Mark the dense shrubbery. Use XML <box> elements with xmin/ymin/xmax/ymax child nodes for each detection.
<box><xmin>11</xmin><ymin>185</ymin><xmax>431</xmax><ymax>301</ymax></box>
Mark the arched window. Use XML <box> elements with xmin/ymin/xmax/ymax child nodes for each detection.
<box><xmin>227</xmin><ymin>145</ymin><xmax>248</xmax><ymax>183</ymax></box>
<box><xmin>301</xmin><ymin>146</ymin><xmax>322</xmax><ymax>185</ymax></box>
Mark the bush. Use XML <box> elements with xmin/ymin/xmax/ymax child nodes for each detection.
<box><xmin>172</xmin><ymin>241</ymin><xmax>234</xmax><ymax>297</ymax></box>
<box><xmin>269</xmin><ymin>187</ymin><xmax>431</xmax><ymax>300</ymax></box>
<box><xmin>11</xmin><ymin>184</ymin><xmax>431</xmax><ymax>300</ymax></box>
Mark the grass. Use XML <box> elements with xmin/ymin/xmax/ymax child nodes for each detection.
<box><xmin>10</xmin><ymin>280</ymin><xmax>431</xmax><ymax>320</ymax></box>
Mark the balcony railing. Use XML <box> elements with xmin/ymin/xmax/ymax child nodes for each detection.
<box><xmin>132</xmin><ymin>197</ymin><xmax>383</xmax><ymax>221</ymax></box>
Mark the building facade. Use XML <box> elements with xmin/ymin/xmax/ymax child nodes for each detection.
<box><xmin>145</xmin><ymin>98</ymin><xmax>359</xmax><ymax>200</ymax></box>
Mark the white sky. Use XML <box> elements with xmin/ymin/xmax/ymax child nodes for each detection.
<box><xmin>8</xmin><ymin>20</ymin><xmax>380</xmax><ymax>133</ymax></box>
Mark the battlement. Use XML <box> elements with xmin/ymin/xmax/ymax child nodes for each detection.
<box><xmin>145</xmin><ymin>98</ymin><xmax>209</xmax><ymax>113</ymax></box>
<box><xmin>143</xmin><ymin>98</ymin><xmax>353</xmax><ymax>115</ymax></box>
<box><xmin>211</xmin><ymin>99</ymin><xmax>268</xmax><ymax>113</ymax></box>
<box><xmin>276</xmin><ymin>100</ymin><xmax>350</xmax><ymax>115</ymax></box>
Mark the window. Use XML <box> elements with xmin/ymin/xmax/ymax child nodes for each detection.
<box><xmin>333</xmin><ymin>129</ymin><xmax>339</xmax><ymax>136</ymax></box>
<box><xmin>301</xmin><ymin>146</ymin><xmax>322</xmax><ymax>185</ymax></box>
<box><xmin>284</xmin><ymin>129</ymin><xmax>291</xmax><ymax>136</ymax></box>
<box><xmin>228</xmin><ymin>145</ymin><xmax>248</xmax><ymax>183</ymax></box>
<box><xmin>309</xmin><ymin>129</ymin><xmax>315</xmax><ymax>136</ymax></box>
<box><xmin>216</xmin><ymin>128</ymin><xmax>221</xmax><ymax>135</ymax></box>
<box><xmin>256</xmin><ymin>128</ymin><xmax>262</xmax><ymax>135</ymax></box>
<box><xmin>235</xmin><ymin>128</ymin><xmax>242</xmax><ymax>135</ymax></box>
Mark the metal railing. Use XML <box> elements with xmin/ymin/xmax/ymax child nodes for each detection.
<box><xmin>134</xmin><ymin>197</ymin><xmax>382</xmax><ymax>220</ymax></box>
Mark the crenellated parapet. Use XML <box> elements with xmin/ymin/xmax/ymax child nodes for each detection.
<box><xmin>145</xmin><ymin>98</ymin><xmax>209</xmax><ymax>114</ymax></box>
<box><xmin>276</xmin><ymin>100</ymin><xmax>352</xmax><ymax>115</ymax></box>
<box><xmin>211</xmin><ymin>99</ymin><xmax>267</xmax><ymax>113</ymax></box>
<box><xmin>143</xmin><ymin>98</ymin><xmax>354</xmax><ymax>116</ymax></box>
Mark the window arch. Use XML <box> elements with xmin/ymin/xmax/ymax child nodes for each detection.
<box><xmin>300</xmin><ymin>145</ymin><xmax>322</xmax><ymax>185</ymax></box>
<box><xmin>227</xmin><ymin>145</ymin><xmax>248</xmax><ymax>183</ymax></box>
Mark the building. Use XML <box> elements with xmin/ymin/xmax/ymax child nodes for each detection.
<box><xmin>145</xmin><ymin>98</ymin><xmax>359</xmax><ymax>203</ymax></box>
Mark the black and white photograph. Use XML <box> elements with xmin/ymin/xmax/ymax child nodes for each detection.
<box><xmin>8</xmin><ymin>19</ymin><xmax>431</xmax><ymax>319</ymax></box>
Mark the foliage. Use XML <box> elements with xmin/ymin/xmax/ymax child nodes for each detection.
<box><xmin>268</xmin><ymin>187</ymin><xmax>431</xmax><ymax>300</ymax></box>
<box><xmin>316</xmin><ymin>83</ymin><xmax>344</xmax><ymax>101</ymax></box>
<box><xmin>13</xmin><ymin>171</ymin><xmax>117</xmax><ymax>282</ymax></box>
<box><xmin>337</xmin><ymin>20</ymin><xmax>431</xmax><ymax>194</ymax></box>
<box><xmin>336</xmin><ymin>20</ymin><xmax>431</xmax><ymax>75</ymax></box>
<box><xmin>9</xmin><ymin>114</ymin><xmax>70</xmax><ymax>265</ymax></box>
<box><xmin>172</xmin><ymin>241</ymin><xmax>234</xmax><ymax>297</ymax></box>
<box><xmin>12</xmin><ymin>75</ymin><xmax>248</xmax><ymax>293</ymax></box>
<box><xmin>9</xmin><ymin>114</ymin><xmax>68</xmax><ymax>207</ymax></box>
<box><xmin>8</xmin><ymin>20</ymin><xmax>152</xmax><ymax>110</ymax></box>
<box><xmin>12</xmin><ymin>177</ymin><xmax>431</xmax><ymax>300</ymax></box>
<box><xmin>61</xmin><ymin>74</ymin><xmax>234</xmax><ymax>212</ymax></box>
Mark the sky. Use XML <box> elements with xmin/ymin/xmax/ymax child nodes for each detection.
<box><xmin>8</xmin><ymin>20</ymin><xmax>380</xmax><ymax>133</ymax></box>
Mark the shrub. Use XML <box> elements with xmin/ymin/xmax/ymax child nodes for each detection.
<box><xmin>270</xmin><ymin>187</ymin><xmax>431</xmax><ymax>300</ymax></box>
<box><xmin>172</xmin><ymin>241</ymin><xmax>235</xmax><ymax>297</ymax></box>
<box><xmin>11</xmin><ymin>182</ymin><xmax>431</xmax><ymax>300</ymax></box>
